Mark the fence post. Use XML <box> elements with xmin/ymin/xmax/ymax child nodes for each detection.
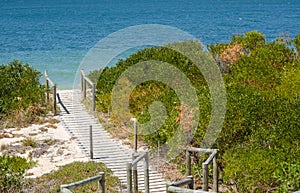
<box><xmin>83</xmin><ymin>78</ymin><xmax>86</xmax><ymax>99</ymax></box>
<box><xmin>130</xmin><ymin>118</ymin><xmax>137</xmax><ymax>152</ymax></box>
<box><xmin>213</xmin><ymin>152</ymin><xmax>218</xmax><ymax>192</ymax></box>
<box><xmin>81</xmin><ymin>70</ymin><xmax>84</xmax><ymax>93</ymax></box>
<box><xmin>187</xmin><ymin>175</ymin><xmax>194</xmax><ymax>189</ymax></box>
<box><xmin>186</xmin><ymin>148</ymin><xmax>191</xmax><ymax>176</ymax></box>
<box><xmin>99</xmin><ymin>173</ymin><xmax>105</xmax><ymax>193</ymax></box>
<box><xmin>53</xmin><ymin>84</ymin><xmax>57</xmax><ymax>115</ymax></box>
<box><xmin>92</xmin><ymin>83</ymin><xmax>96</xmax><ymax>112</ymax></box>
<box><xmin>132</xmin><ymin>153</ymin><xmax>138</xmax><ymax>192</ymax></box>
<box><xmin>89</xmin><ymin>125</ymin><xmax>93</xmax><ymax>159</ymax></box>
<box><xmin>144</xmin><ymin>152</ymin><xmax>150</xmax><ymax>193</ymax></box>
<box><xmin>127</xmin><ymin>163</ymin><xmax>132</xmax><ymax>193</ymax></box>
<box><xmin>45</xmin><ymin>70</ymin><xmax>50</xmax><ymax>103</ymax></box>
<box><xmin>202</xmin><ymin>163</ymin><xmax>208</xmax><ymax>191</ymax></box>
<box><xmin>166</xmin><ymin>183</ymin><xmax>171</xmax><ymax>193</ymax></box>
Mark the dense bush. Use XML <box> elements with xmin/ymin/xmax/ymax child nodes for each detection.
<box><xmin>0</xmin><ymin>60</ymin><xmax>46</xmax><ymax>127</ymax></box>
<box><xmin>215</xmin><ymin>34</ymin><xmax>300</xmax><ymax>192</ymax></box>
<box><xmin>92</xmin><ymin>32</ymin><xmax>300</xmax><ymax>192</ymax></box>
<box><xmin>94</xmin><ymin>40</ymin><xmax>210</xmax><ymax>146</ymax></box>
<box><xmin>0</xmin><ymin>154</ymin><xmax>34</xmax><ymax>193</ymax></box>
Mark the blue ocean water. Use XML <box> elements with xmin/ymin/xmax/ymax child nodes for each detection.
<box><xmin>0</xmin><ymin>0</ymin><xmax>299</xmax><ymax>89</ymax></box>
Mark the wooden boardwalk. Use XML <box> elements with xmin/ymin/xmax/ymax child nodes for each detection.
<box><xmin>56</xmin><ymin>89</ymin><xmax>166</xmax><ymax>193</ymax></box>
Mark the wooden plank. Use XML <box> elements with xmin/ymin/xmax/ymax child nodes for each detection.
<box><xmin>57</xmin><ymin>90</ymin><xmax>167</xmax><ymax>193</ymax></box>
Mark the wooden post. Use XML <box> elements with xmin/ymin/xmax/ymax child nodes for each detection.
<box><xmin>53</xmin><ymin>84</ymin><xmax>57</xmax><ymax>115</ymax></box>
<box><xmin>132</xmin><ymin>153</ymin><xmax>138</xmax><ymax>192</ymax></box>
<box><xmin>81</xmin><ymin>70</ymin><xmax>84</xmax><ymax>92</ymax></box>
<box><xmin>166</xmin><ymin>183</ymin><xmax>171</xmax><ymax>193</ymax></box>
<box><xmin>89</xmin><ymin>125</ymin><xmax>93</xmax><ymax>159</ymax></box>
<box><xmin>45</xmin><ymin>70</ymin><xmax>50</xmax><ymax>103</ymax></box>
<box><xmin>130</xmin><ymin>118</ymin><xmax>137</xmax><ymax>152</ymax></box>
<box><xmin>134</xmin><ymin>120</ymin><xmax>137</xmax><ymax>152</ymax></box>
<box><xmin>83</xmin><ymin>79</ymin><xmax>87</xmax><ymax>99</ymax></box>
<box><xmin>92</xmin><ymin>83</ymin><xmax>96</xmax><ymax>112</ymax></box>
<box><xmin>99</xmin><ymin>173</ymin><xmax>105</xmax><ymax>193</ymax></box>
<box><xmin>144</xmin><ymin>152</ymin><xmax>150</xmax><ymax>193</ymax></box>
<box><xmin>213</xmin><ymin>152</ymin><xmax>218</xmax><ymax>192</ymax></box>
<box><xmin>186</xmin><ymin>148</ymin><xmax>191</xmax><ymax>177</ymax></box>
<box><xmin>202</xmin><ymin>163</ymin><xmax>208</xmax><ymax>191</ymax></box>
<box><xmin>127</xmin><ymin>163</ymin><xmax>132</xmax><ymax>193</ymax></box>
<box><xmin>187</xmin><ymin>175</ymin><xmax>194</xmax><ymax>189</ymax></box>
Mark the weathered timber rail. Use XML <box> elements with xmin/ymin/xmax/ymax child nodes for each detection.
<box><xmin>56</xmin><ymin>89</ymin><xmax>166</xmax><ymax>192</ymax></box>
<box><xmin>60</xmin><ymin>172</ymin><xmax>105</xmax><ymax>193</ymax></box>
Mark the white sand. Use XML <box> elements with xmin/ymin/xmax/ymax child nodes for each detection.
<box><xmin>0</xmin><ymin>116</ymin><xmax>89</xmax><ymax>178</ymax></box>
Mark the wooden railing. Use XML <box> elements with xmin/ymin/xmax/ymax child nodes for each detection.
<box><xmin>60</xmin><ymin>172</ymin><xmax>105</xmax><ymax>193</ymax></box>
<box><xmin>186</xmin><ymin>147</ymin><xmax>218</xmax><ymax>192</ymax></box>
<box><xmin>126</xmin><ymin>152</ymin><xmax>150</xmax><ymax>193</ymax></box>
<box><xmin>80</xmin><ymin>69</ymin><xmax>96</xmax><ymax>112</ymax></box>
<box><xmin>166</xmin><ymin>176</ymin><xmax>197</xmax><ymax>193</ymax></box>
<box><xmin>44</xmin><ymin>70</ymin><xmax>57</xmax><ymax>115</ymax></box>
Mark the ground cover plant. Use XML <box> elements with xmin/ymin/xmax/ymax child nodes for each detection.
<box><xmin>24</xmin><ymin>161</ymin><xmax>119</xmax><ymax>193</ymax></box>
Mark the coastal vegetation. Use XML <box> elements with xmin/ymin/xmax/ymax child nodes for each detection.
<box><xmin>0</xmin><ymin>60</ymin><xmax>47</xmax><ymax>129</ymax></box>
<box><xmin>0</xmin><ymin>61</ymin><xmax>119</xmax><ymax>192</ymax></box>
<box><xmin>24</xmin><ymin>161</ymin><xmax>119</xmax><ymax>192</ymax></box>
<box><xmin>91</xmin><ymin>31</ymin><xmax>300</xmax><ymax>192</ymax></box>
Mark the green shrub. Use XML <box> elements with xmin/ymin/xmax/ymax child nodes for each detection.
<box><xmin>93</xmin><ymin>32</ymin><xmax>300</xmax><ymax>192</ymax></box>
<box><xmin>0</xmin><ymin>60</ymin><xmax>46</xmax><ymax>127</ymax></box>
<box><xmin>26</xmin><ymin>161</ymin><xmax>119</xmax><ymax>192</ymax></box>
<box><xmin>294</xmin><ymin>34</ymin><xmax>300</xmax><ymax>58</ymax></box>
<box><xmin>215</xmin><ymin>33</ymin><xmax>300</xmax><ymax>192</ymax></box>
<box><xmin>0</xmin><ymin>154</ymin><xmax>34</xmax><ymax>193</ymax></box>
<box><xmin>95</xmin><ymin>40</ymin><xmax>210</xmax><ymax>146</ymax></box>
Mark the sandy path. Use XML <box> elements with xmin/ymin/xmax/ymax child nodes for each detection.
<box><xmin>0</xmin><ymin>116</ymin><xmax>88</xmax><ymax>178</ymax></box>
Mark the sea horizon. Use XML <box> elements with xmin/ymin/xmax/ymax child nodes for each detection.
<box><xmin>1</xmin><ymin>0</ymin><xmax>299</xmax><ymax>89</ymax></box>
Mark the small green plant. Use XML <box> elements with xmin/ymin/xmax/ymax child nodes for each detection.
<box><xmin>0</xmin><ymin>154</ymin><xmax>34</xmax><ymax>193</ymax></box>
<box><xmin>274</xmin><ymin>162</ymin><xmax>300</xmax><ymax>192</ymax></box>
<box><xmin>22</xmin><ymin>137</ymin><xmax>37</xmax><ymax>148</ymax></box>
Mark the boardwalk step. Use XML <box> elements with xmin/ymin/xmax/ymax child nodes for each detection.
<box><xmin>57</xmin><ymin>90</ymin><xmax>166</xmax><ymax>193</ymax></box>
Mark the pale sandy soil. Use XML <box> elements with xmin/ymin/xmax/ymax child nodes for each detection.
<box><xmin>0</xmin><ymin>116</ymin><xmax>88</xmax><ymax>178</ymax></box>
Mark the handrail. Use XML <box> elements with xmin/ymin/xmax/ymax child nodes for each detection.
<box><xmin>126</xmin><ymin>152</ymin><xmax>149</xmax><ymax>193</ymax></box>
<box><xmin>80</xmin><ymin>69</ymin><xmax>96</xmax><ymax>112</ymax></box>
<box><xmin>186</xmin><ymin>147</ymin><xmax>218</xmax><ymax>192</ymax></box>
<box><xmin>167</xmin><ymin>185</ymin><xmax>216</xmax><ymax>193</ymax></box>
<box><xmin>44</xmin><ymin>70</ymin><xmax>57</xmax><ymax>115</ymax></box>
<box><xmin>60</xmin><ymin>172</ymin><xmax>105</xmax><ymax>193</ymax></box>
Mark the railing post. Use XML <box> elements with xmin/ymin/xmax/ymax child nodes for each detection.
<box><xmin>186</xmin><ymin>148</ymin><xmax>191</xmax><ymax>176</ymax></box>
<box><xmin>132</xmin><ymin>153</ymin><xmax>138</xmax><ymax>192</ymax></box>
<box><xmin>89</xmin><ymin>125</ymin><xmax>93</xmax><ymax>159</ymax></box>
<box><xmin>187</xmin><ymin>175</ymin><xmax>194</xmax><ymax>189</ymax></box>
<box><xmin>83</xmin><ymin>78</ymin><xmax>87</xmax><ymax>99</ymax></box>
<box><xmin>92</xmin><ymin>83</ymin><xmax>95</xmax><ymax>112</ymax></box>
<box><xmin>45</xmin><ymin>70</ymin><xmax>50</xmax><ymax>103</ymax></box>
<box><xmin>127</xmin><ymin>163</ymin><xmax>132</xmax><ymax>193</ymax></box>
<box><xmin>202</xmin><ymin>163</ymin><xmax>208</xmax><ymax>191</ymax></box>
<box><xmin>144</xmin><ymin>152</ymin><xmax>150</xmax><ymax>193</ymax></box>
<box><xmin>99</xmin><ymin>173</ymin><xmax>105</xmax><ymax>193</ymax></box>
<box><xmin>166</xmin><ymin>183</ymin><xmax>171</xmax><ymax>193</ymax></box>
<box><xmin>53</xmin><ymin>84</ymin><xmax>57</xmax><ymax>115</ymax></box>
<box><xmin>130</xmin><ymin>118</ymin><xmax>137</xmax><ymax>152</ymax></box>
<box><xmin>81</xmin><ymin>69</ymin><xmax>84</xmax><ymax>93</ymax></box>
<box><xmin>213</xmin><ymin>152</ymin><xmax>218</xmax><ymax>192</ymax></box>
